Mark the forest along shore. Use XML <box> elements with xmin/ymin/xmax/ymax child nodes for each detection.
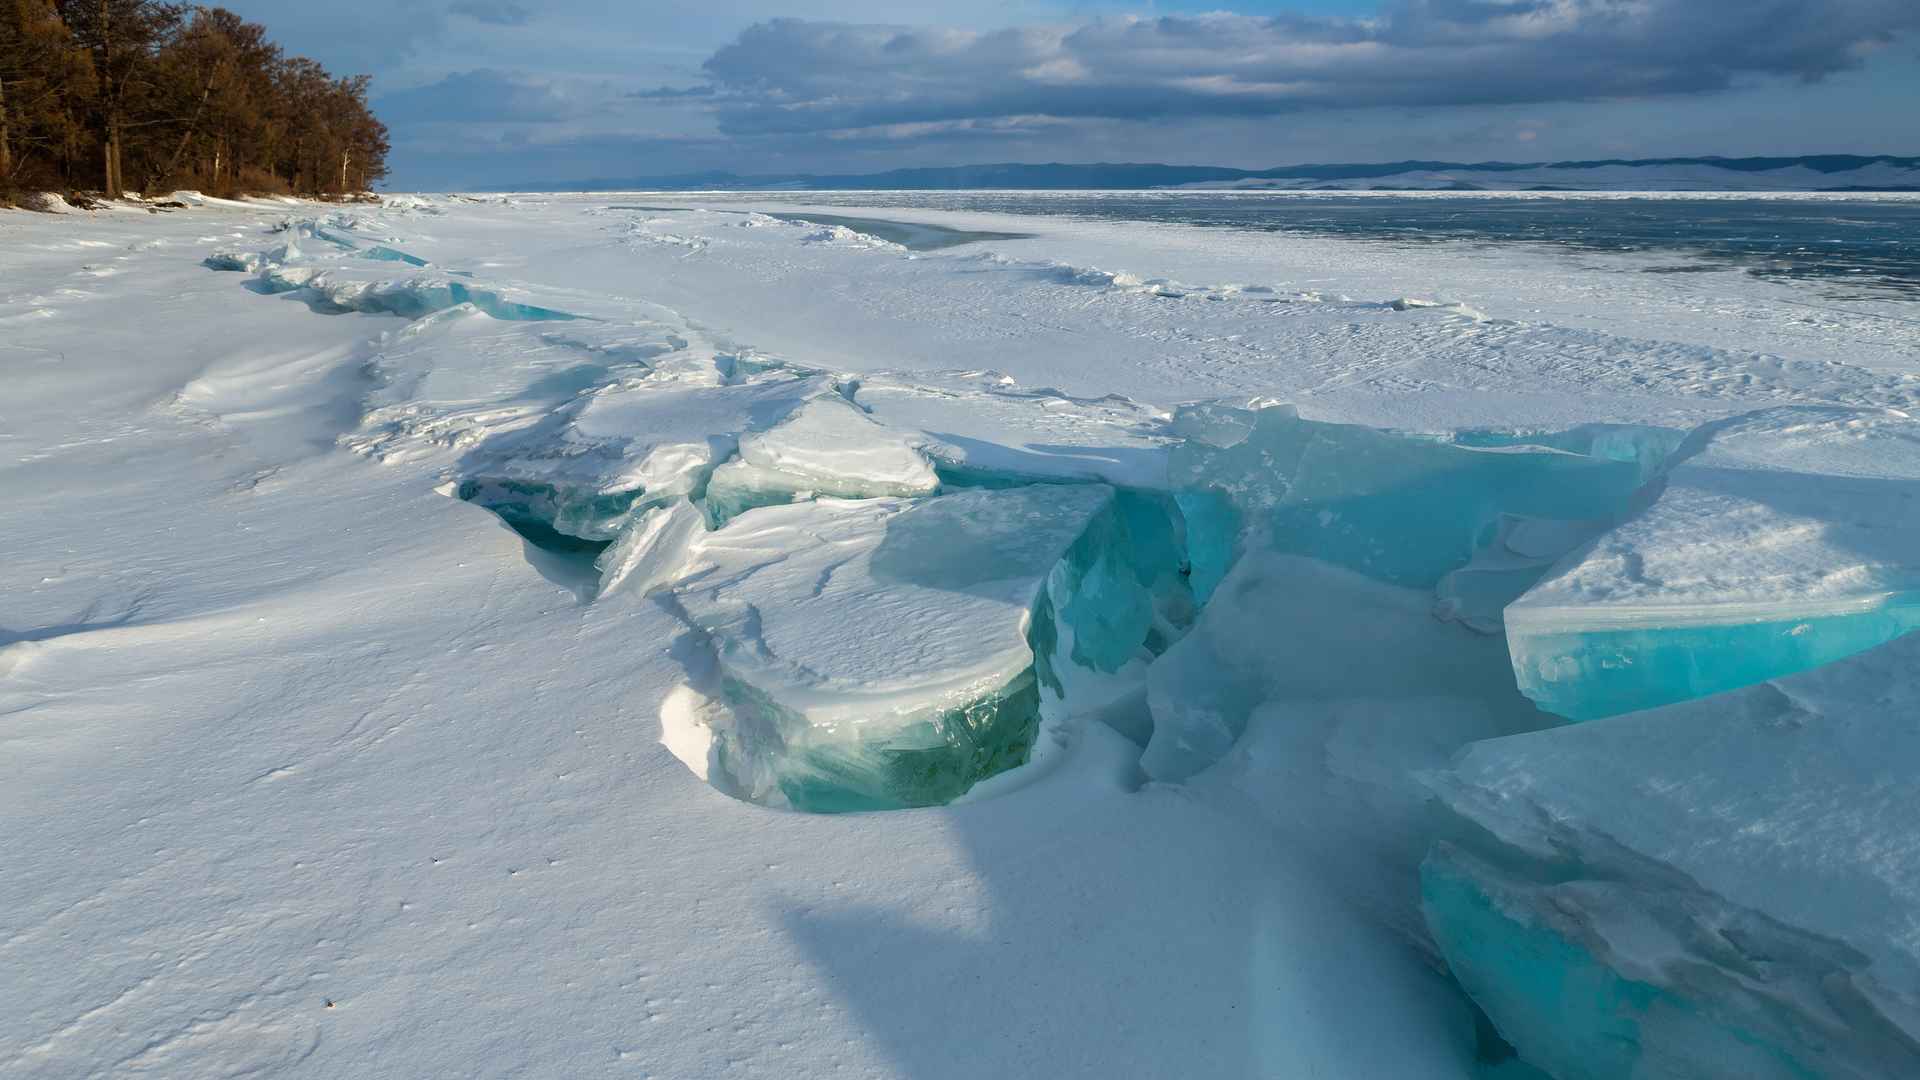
<box><xmin>0</xmin><ymin>3</ymin><xmax>388</xmax><ymax>204</ymax></box>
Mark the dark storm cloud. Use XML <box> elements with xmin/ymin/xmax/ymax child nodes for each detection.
<box><xmin>697</xmin><ymin>0</ymin><xmax>1920</xmax><ymax>136</ymax></box>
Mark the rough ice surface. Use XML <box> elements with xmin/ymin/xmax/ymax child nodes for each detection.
<box><xmin>1423</xmin><ymin>626</ymin><xmax>1920</xmax><ymax>1080</ymax></box>
<box><xmin>703</xmin><ymin>394</ymin><xmax>939</xmax><ymax>524</ymax></box>
<box><xmin>669</xmin><ymin>485</ymin><xmax>1156</xmax><ymax>812</ymax></box>
<box><xmin>1508</xmin><ymin>406</ymin><xmax>1920</xmax><ymax>720</ymax></box>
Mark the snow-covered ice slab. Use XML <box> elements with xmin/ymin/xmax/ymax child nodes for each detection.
<box><xmin>704</xmin><ymin>394</ymin><xmax>939</xmax><ymax>524</ymax></box>
<box><xmin>1508</xmin><ymin>406</ymin><xmax>1920</xmax><ymax>720</ymax></box>
<box><xmin>670</xmin><ymin>484</ymin><xmax>1156</xmax><ymax>812</ymax></box>
<box><xmin>853</xmin><ymin>369</ymin><xmax>1174</xmax><ymax>489</ymax></box>
<box><xmin>1422</xmin><ymin>626</ymin><xmax>1920</xmax><ymax>1080</ymax></box>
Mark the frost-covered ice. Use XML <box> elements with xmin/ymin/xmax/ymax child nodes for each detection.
<box><xmin>1508</xmin><ymin>406</ymin><xmax>1920</xmax><ymax>720</ymax></box>
<box><xmin>5</xmin><ymin>189</ymin><xmax>1920</xmax><ymax>1079</ymax></box>
<box><xmin>1424</xmin><ymin>627</ymin><xmax>1920</xmax><ymax>1080</ymax></box>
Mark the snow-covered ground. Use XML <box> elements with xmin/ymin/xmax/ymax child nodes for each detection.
<box><xmin>3</xmin><ymin>192</ymin><xmax>1919</xmax><ymax>1078</ymax></box>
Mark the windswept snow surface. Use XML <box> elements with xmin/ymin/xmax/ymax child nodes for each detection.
<box><xmin>3</xmin><ymin>191</ymin><xmax>1919</xmax><ymax>1078</ymax></box>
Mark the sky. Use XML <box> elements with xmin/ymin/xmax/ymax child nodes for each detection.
<box><xmin>213</xmin><ymin>0</ymin><xmax>1920</xmax><ymax>189</ymax></box>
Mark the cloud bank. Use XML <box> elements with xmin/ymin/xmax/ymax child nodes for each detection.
<box><xmin>694</xmin><ymin>1</ymin><xmax>1919</xmax><ymax>136</ymax></box>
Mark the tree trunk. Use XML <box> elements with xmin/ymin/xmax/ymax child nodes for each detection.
<box><xmin>339</xmin><ymin>149</ymin><xmax>350</xmax><ymax>194</ymax></box>
<box><xmin>96</xmin><ymin>0</ymin><xmax>124</xmax><ymax>197</ymax></box>
<box><xmin>104</xmin><ymin>116</ymin><xmax>122</xmax><ymax>196</ymax></box>
<box><xmin>153</xmin><ymin>69</ymin><xmax>219</xmax><ymax>192</ymax></box>
<box><xmin>0</xmin><ymin>77</ymin><xmax>13</xmax><ymax>181</ymax></box>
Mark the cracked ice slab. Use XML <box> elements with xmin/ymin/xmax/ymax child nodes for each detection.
<box><xmin>670</xmin><ymin>485</ymin><xmax>1124</xmax><ymax>812</ymax></box>
<box><xmin>1508</xmin><ymin>406</ymin><xmax>1920</xmax><ymax>720</ymax></box>
<box><xmin>703</xmin><ymin>394</ymin><xmax>939</xmax><ymax>524</ymax></box>
<box><xmin>1422</xmin><ymin>626</ymin><xmax>1920</xmax><ymax>1080</ymax></box>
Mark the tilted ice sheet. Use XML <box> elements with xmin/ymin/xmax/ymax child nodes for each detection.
<box><xmin>1167</xmin><ymin>403</ymin><xmax>1675</xmax><ymax>608</ymax></box>
<box><xmin>1423</xmin><ymin>626</ymin><xmax>1920</xmax><ymax>1080</ymax></box>
<box><xmin>1508</xmin><ymin>405</ymin><xmax>1920</xmax><ymax>720</ymax></box>
<box><xmin>669</xmin><ymin>485</ymin><xmax>1146</xmax><ymax>811</ymax></box>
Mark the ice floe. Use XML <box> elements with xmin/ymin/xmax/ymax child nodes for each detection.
<box><xmin>1425</xmin><ymin>626</ymin><xmax>1920</xmax><ymax>1080</ymax></box>
<box><xmin>1508</xmin><ymin>406</ymin><xmax>1920</xmax><ymax>720</ymax></box>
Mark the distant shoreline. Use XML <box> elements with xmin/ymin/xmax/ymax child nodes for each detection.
<box><xmin>493</xmin><ymin>154</ymin><xmax>1920</xmax><ymax>195</ymax></box>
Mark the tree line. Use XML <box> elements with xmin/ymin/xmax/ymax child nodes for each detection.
<box><xmin>1</xmin><ymin>1</ymin><xmax>389</xmax><ymax>200</ymax></box>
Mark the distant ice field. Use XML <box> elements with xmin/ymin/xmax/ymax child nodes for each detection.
<box><xmin>645</xmin><ymin>189</ymin><xmax>1920</xmax><ymax>302</ymax></box>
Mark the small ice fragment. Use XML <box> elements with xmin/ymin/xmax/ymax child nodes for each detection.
<box><xmin>597</xmin><ymin>500</ymin><xmax>703</xmax><ymax>597</ymax></box>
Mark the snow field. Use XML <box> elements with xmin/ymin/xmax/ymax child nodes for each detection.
<box><xmin>5</xmin><ymin>191</ymin><xmax>1920</xmax><ymax>1078</ymax></box>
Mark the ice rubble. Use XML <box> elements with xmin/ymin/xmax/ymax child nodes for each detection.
<box><xmin>458</xmin><ymin>370</ymin><xmax>834</xmax><ymax>543</ymax></box>
<box><xmin>1422</xmin><ymin>627</ymin><xmax>1920</xmax><ymax>1080</ymax></box>
<box><xmin>667</xmin><ymin>485</ymin><xmax>1161</xmax><ymax>812</ymax></box>
<box><xmin>1507</xmin><ymin>406</ymin><xmax>1920</xmax><ymax>720</ymax></box>
<box><xmin>210</xmin><ymin>213</ymin><xmax>579</xmax><ymax>322</ymax></box>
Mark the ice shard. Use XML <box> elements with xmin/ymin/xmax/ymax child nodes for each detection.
<box><xmin>670</xmin><ymin>484</ymin><xmax>1157</xmax><ymax>812</ymax></box>
<box><xmin>1422</xmin><ymin>626</ymin><xmax>1920</xmax><ymax>1080</ymax></box>
<box><xmin>1507</xmin><ymin>406</ymin><xmax>1920</xmax><ymax>720</ymax></box>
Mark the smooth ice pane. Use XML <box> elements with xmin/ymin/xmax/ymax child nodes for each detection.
<box><xmin>1169</xmin><ymin>405</ymin><xmax>1673</xmax><ymax>598</ymax></box>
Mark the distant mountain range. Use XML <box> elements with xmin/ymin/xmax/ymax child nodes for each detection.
<box><xmin>521</xmin><ymin>155</ymin><xmax>1920</xmax><ymax>193</ymax></box>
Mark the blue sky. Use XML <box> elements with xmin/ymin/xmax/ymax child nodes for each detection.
<box><xmin>215</xmin><ymin>0</ymin><xmax>1920</xmax><ymax>189</ymax></box>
